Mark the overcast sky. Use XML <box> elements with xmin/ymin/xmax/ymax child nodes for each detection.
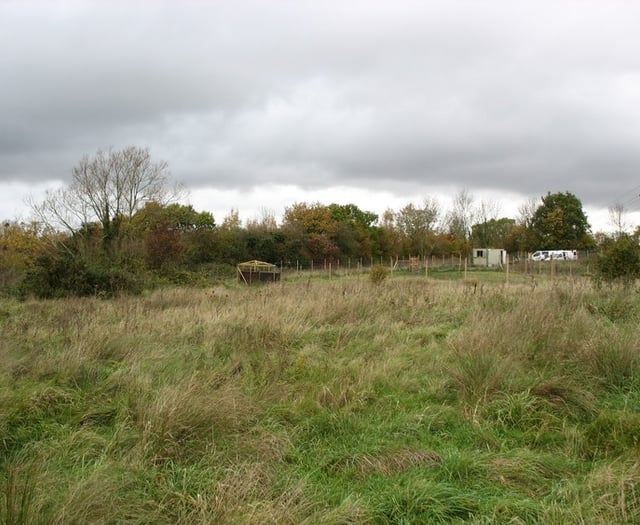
<box><xmin>2</xmin><ymin>0</ymin><xmax>640</xmax><ymax>232</ymax></box>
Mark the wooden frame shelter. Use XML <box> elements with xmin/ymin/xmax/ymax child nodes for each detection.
<box><xmin>237</xmin><ymin>260</ymin><xmax>281</xmax><ymax>284</ymax></box>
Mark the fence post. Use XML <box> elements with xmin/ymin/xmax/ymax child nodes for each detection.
<box><xmin>506</xmin><ymin>253</ymin><xmax>510</xmax><ymax>286</ymax></box>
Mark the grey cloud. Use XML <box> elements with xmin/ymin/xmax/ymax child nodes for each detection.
<box><xmin>2</xmin><ymin>1</ymin><xmax>640</xmax><ymax>212</ymax></box>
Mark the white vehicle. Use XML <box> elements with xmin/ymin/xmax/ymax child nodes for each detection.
<box><xmin>530</xmin><ymin>250</ymin><xmax>577</xmax><ymax>262</ymax></box>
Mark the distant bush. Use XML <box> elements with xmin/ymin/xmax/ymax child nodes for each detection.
<box><xmin>197</xmin><ymin>262</ymin><xmax>237</xmax><ymax>280</ymax></box>
<box><xmin>594</xmin><ymin>235</ymin><xmax>640</xmax><ymax>286</ymax></box>
<box><xmin>20</xmin><ymin>246</ymin><xmax>144</xmax><ymax>298</ymax></box>
<box><xmin>369</xmin><ymin>265</ymin><xmax>390</xmax><ymax>284</ymax></box>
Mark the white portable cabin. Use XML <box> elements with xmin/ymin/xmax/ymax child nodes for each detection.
<box><xmin>472</xmin><ymin>248</ymin><xmax>507</xmax><ymax>268</ymax></box>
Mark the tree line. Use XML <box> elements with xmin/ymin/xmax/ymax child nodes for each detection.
<box><xmin>1</xmin><ymin>147</ymin><xmax>638</xmax><ymax>297</ymax></box>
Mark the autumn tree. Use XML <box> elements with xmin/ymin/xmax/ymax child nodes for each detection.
<box><xmin>283</xmin><ymin>203</ymin><xmax>337</xmax><ymax>235</ymax></box>
<box><xmin>0</xmin><ymin>221</ymin><xmax>50</xmax><ymax>288</ymax></box>
<box><xmin>131</xmin><ymin>202</ymin><xmax>214</xmax><ymax>232</ymax></box>
<box><xmin>371</xmin><ymin>209</ymin><xmax>402</xmax><ymax>259</ymax></box>
<box><xmin>130</xmin><ymin>202</ymin><xmax>215</xmax><ymax>269</ymax></box>
<box><xmin>395</xmin><ymin>199</ymin><xmax>440</xmax><ymax>257</ymax></box>
<box><xmin>282</xmin><ymin>202</ymin><xmax>339</xmax><ymax>263</ymax></box>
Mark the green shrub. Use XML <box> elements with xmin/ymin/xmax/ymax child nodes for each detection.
<box><xmin>20</xmin><ymin>246</ymin><xmax>144</xmax><ymax>298</ymax></box>
<box><xmin>594</xmin><ymin>235</ymin><xmax>640</xmax><ymax>286</ymax></box>
<box><xmin>369</xmin><ymin>265</ymin><xmax>390</xmax><ymax>285</ymax></box>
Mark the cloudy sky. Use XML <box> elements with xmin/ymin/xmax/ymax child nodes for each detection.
<box><xmin>2</xmin><ymin>0</ymin><xmax>640</xmax><ymax>232</ymax></box>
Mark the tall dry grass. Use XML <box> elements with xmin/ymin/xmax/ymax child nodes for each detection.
<box><xmin>2</xmin><ymin>275</ymin><xmax>640</xmax><ymax>522</ymax></box>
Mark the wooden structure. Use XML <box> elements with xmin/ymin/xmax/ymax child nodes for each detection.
<box><xmin>237</xmin><ymin>260</ymin><xmax>281</xmax><ymax>284</ymax></box>
<box><xmin>408</xmin><ymin>257</ymin><xmax>423</xmax><ymax>272</ymax></box>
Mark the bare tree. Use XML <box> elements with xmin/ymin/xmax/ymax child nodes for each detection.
<box><xmin>381</xmin><ymin>208</ymin><xmax>395</xmax><ymax>229</ymax></box>
<box><xmin>32</xmin><ymin>147</ymin><xmax>176</xmax><ymax>246</ymax></box>
<box><xmin>246</xmin><ymin>207</ymin><xmax>278</xmax><ymax>231</ymax></box>
<box><xmin>446</xmin><ymin>189</ymin><xmax>475</xmax><ymax>241</ymax></box>
<box><xmin>517</xmin><ymin>196</ymin><xmax>539</xmax><ymax>227</ymax></box>
<box><xmin>477</xmin><ymin>199</ymin><xmax>500</xmax><ymax>224</ymax></box>
<box><xmin>608</xmin><ymin>201</ymin><xmax>627</xmax><ymax>238</ymax></box>
<box><xmin>221</xmin><ymin>208</ymin><xmax>242</xmax><ymax>230</ymax></box>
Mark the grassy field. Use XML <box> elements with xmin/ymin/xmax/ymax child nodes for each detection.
<box><xmin>1</xmin><ymin>271</ymin><xmax>640</xmax><ymax>524</ymax></box>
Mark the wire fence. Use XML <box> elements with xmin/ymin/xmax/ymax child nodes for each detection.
<box><xmin>277</xmin><ymin>251</ymin><xmax>598</xmax><ymax>279</ymax></box>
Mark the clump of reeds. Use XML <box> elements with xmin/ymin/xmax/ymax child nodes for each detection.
<box><xmin>136</xmin><ymin>374</ymin><xmax>256</xmax><ymax>464</ymax></box>
<box><xmin>580</xmin><ymin>329</ymin><xmax>640</xmax><ymax>392</ymax></box>
<box><xmin>0</xmin><ymin>458</ymin><xmax>38</xmax><ymax>525</ymax></box>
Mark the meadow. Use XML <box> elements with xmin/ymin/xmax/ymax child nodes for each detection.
<box><xmin>1</xmin><ymin>269</ymin><xmax>640</xmax><ymax>524</ymax></box>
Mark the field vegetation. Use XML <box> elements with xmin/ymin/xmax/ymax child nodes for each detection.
<box><xmin>2</xmin><ymin>270</ymin><xmax>640</xmax><ymax>523</ymax></box>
